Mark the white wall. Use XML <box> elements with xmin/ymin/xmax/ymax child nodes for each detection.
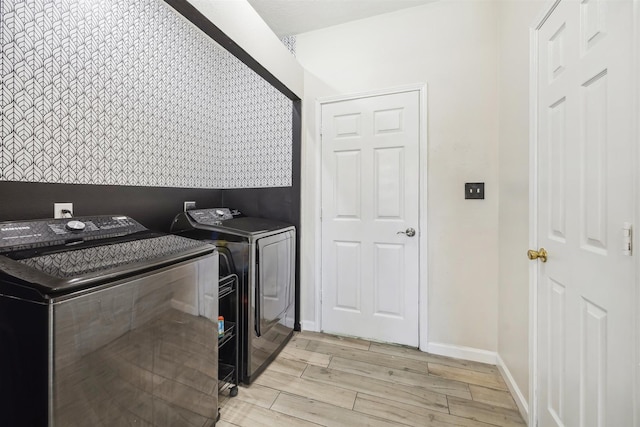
<box><xmin>191</xmin><ymin>0</ymin><xmax>547</xmax><ymax>414</ymax></box>
<box><xmin>187</xmin><ymin>0</ymin><xmax>303</xmax><ymax>98</ymax></box>
<box><xmin>496</xmin><ymin>0</ymin><xmax>545</xmax><ymax>414</ymax></box>
<box><xmin>296</xmin><ymin>1</ymin><xmax>501</xmax><ymax>353</ymax></box>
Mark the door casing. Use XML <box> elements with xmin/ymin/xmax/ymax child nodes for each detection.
<box><xmin>314</xmin><ymin>83</ymin><xmax>428</xmax><ymax>350</ymax></box>
<box><xmin>528</xmin><ymin>1</ymin><xmax>640</xmax><ymax>425</ymax></box>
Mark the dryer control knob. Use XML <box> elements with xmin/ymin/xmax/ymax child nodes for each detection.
<box><xmin>66</xmin><ymin>220</ymin><xmax>86</xmax><ymax>231</ymax></box>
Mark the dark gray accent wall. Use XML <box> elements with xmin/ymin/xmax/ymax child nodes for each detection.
<box><xmin>0</xmin><ymin>180</ymin><xmax>298</xmax><ymax>235</ymax></box>
<box><xmin>0</xmin><ymin>181</ymin><xmax>223</xmax><ymax>232</ymax></box>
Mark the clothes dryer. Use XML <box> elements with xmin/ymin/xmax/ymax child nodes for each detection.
<box><xmin>171</xmin><ymin>208</ymin><xmax>295</xmax><ymax>384</ymax></box>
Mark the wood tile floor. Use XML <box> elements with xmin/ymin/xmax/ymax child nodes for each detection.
<box><xmin>218</xmin><ymin>331</ymin><xmax>526</xmax><ymax>427</ymax></box>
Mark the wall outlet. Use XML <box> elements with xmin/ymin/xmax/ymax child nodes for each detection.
<box><xmin>184</xmin><ymin>201</ymin><xmax>196</xmax><ymax>211</ymax></box>
<box><xmin>54</xmin><ymin>202</ymin><xmax>73</xmax><ymax>219</ymax></box>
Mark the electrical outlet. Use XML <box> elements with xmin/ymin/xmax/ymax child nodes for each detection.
<box><xmin>54</xmin><ymin>202</ymin><xmax>73</xmax><ymax>219</ymax></box>
<box><xmin>184</xmin><ymin>201</ymin><xmax>196</xmax><ymax>211</ymax></box>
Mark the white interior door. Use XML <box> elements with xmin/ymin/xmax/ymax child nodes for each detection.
<box><xmin>533</xmin><ymin>1</ymin><xmax>636</xmax><ymax>426</ymax></box>
<box><xmin>321</xmin><ymin>90</ymin><xmax>420</xmax><ymax>347</ymax></box>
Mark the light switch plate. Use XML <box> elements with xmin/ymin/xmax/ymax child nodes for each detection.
<box><xmin>465</xmin><ymin>183</ymin><xmax>485</xmax><ymax>200</ymax></box>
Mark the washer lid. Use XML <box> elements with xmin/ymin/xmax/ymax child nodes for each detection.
<box><xmin>0</xmin><ymin>216</ymin><xmax>215</xmax><ymax>297</ymax></box>
<box><xmin>187</xmin><ymin>210</ymin><xmax>293</xmax><ymax>236</ymax></box>
<box><xmin>213</xmin><ymin>217</ymin><xmax>293</xmax><ymax>235</ymax></box>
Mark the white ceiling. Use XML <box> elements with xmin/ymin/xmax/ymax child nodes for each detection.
<box><xmin>247</xmin><ymin>0</ymin><xmax>437</xmax><ymax>37</ymax></box>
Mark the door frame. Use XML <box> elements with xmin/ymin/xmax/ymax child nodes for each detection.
<box><xmin>528</xmin><ymin>1</ymin><xmax>640</xmax><ymax>426</ymax></box>
<box><xmin>314</xmin><ymin>83</ymin><xmax>428</xmax><ymax>350</ymax></box>
<box><xmin>634</xmin><ymin>2</ymin><xmax>640</xmax><ymax>425</ymax></box>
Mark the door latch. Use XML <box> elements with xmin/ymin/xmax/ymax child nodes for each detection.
<box><xmin>623</xmin><ymin>222</ymin><xmax>632</xmax><ymax>256</ymax></box>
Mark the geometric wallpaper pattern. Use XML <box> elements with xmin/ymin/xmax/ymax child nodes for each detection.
<box><xmin>281</xmin><ymin>36</ymin><xmax>296</xmax><ymax>58</ymax></box>
<box><xmin>0</xmin><ymin>0</ymin><xmax>293</xmax><ymax>189</ymax></box>
<box><xmin>217</xmin><ymin>49</ymin><xmax>292</xmax><ymax>188</ymax></box>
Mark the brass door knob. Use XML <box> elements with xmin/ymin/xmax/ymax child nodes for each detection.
<box><xmin>527</xmin><ymin>248</ymin><xmax>548</xmax><ymax>263</ymax></box>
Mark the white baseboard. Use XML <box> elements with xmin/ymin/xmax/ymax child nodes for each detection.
<box><xmin>426</xmin><ymin>342</ymin><xmax>497</xmax><ymax>365</ymax></box>
<box><xmin>496</xmin><ymin>354</ymin><xmax>529</xmax><ymax>424</ymax></box>
<box><xmin>301</xmin><ymin>320</ymin><xmax>319</xmax><ymax>332</ymax></box>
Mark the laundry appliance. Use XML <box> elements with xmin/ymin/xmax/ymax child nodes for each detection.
<box><xmin>171</xmin><ymin>208</ymin><xmax>295</xmax><ymax>384</ymax></box>
<box><xmin>0</xmin><ymin>215</ymin><xmax>219</xmax><ymax>426</ymax></box>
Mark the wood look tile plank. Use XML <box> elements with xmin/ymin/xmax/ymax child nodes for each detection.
<box><xmin>286</xmin><ymin>335</ymin><xmax>311</xmax><ymax>350</ymax></box>
<box><xmin>230</xmin><ymin>384</ymin><xmax>279</xmax><ymax>409</ymax></box>
<box><xmin>254</xmin><ymin>369</ymin><xmax>357</xmax><ymax>409</ymax></box>
<box><xmin>296</xmin><ymin>331</ymin><xmax>371</xmax><ymax>351</ymax></box>
<box><xmin>306</xmin><ymin>340</ymin><xmax>430</xmax><ymax>374</ymax></box>
<box><xmin>354</xmin><ymin>393</ymin><xmax>497</xmax><ymax>427</ymax></box>
<box><xmin>429</xmin><ymin>363</ymin><xmax>508</xmax><ymax>391</ymax></box>
<box><xmin>271</xmin><ymin>392</ymin><xmax>402</xmax><ymax>427</ymax></box>
<box><xmin>263</xmin><ymin>356</ymin><xmax>308</xmax><ymax>377</ymax></box>
<box><xmin>369</xmin><ymin>341</ymin><xmax>500</xmax><ymax>374</ymax></box>
<box><xmin>469</xmin><ymin>384</ymin><xmax>518</xmax><ymax>410</ymax></box>
<box><xmin>448</xmin><ymin>397</ymin><xmax>526</xmax><ymax>426</ymax></box>
<box><xmin>302</xmin><ymin>364</ymin><xmax>449</xmax><ymax>413</ymax></box>
<box><xmin>219</xmin><ymin>332</ymin><xmax>526</xmax><ymax>426</ymax></box>
<box><xmin>328</xmin><ymin>356</ymin><xmax>472</xmax><ymax>399</ymax></box>
<box><xmin>279</xmin><ymin>346</ymin><xmax>332</xmax><ymax>367</ymax></box>
<box><xmin>219</xmin><ymin>399</ymin><xmax>319</xmax><ymax>427</ymax></box>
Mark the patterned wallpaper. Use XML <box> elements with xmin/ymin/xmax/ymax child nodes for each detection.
<box><xmin>0</xmin><ymin>0</ymin><xmax>293</xmax><ymax>189</ymax></box>
<box><xmin>218</xmin><ymin>51</ymin><xmax>292</xmax><ymax>188</ymax></box>
<box><xmin>281</xmin><ymin>36</ymin><xmax>296</xmax><ymax>57</ymax></box>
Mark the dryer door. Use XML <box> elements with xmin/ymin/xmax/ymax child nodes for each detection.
<box><xmin>255</xmin><ymin>229</ymin><xmax>295</xmax><ymax>336</ymax></box>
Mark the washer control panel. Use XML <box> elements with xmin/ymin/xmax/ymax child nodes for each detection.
<box><xmin>65</xmin><ymin>220</ymin><xmax>87</xmax><ymax>232</ymax></box>
<box><xmin>0</xmin><ymin>216</ymin><xmax>146</xmax><ymax>253</ymax></box>
<box><xmin>188</xmin><ymin>208</ymin><xmax>241</xmax><ymax>225</ymax></box>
